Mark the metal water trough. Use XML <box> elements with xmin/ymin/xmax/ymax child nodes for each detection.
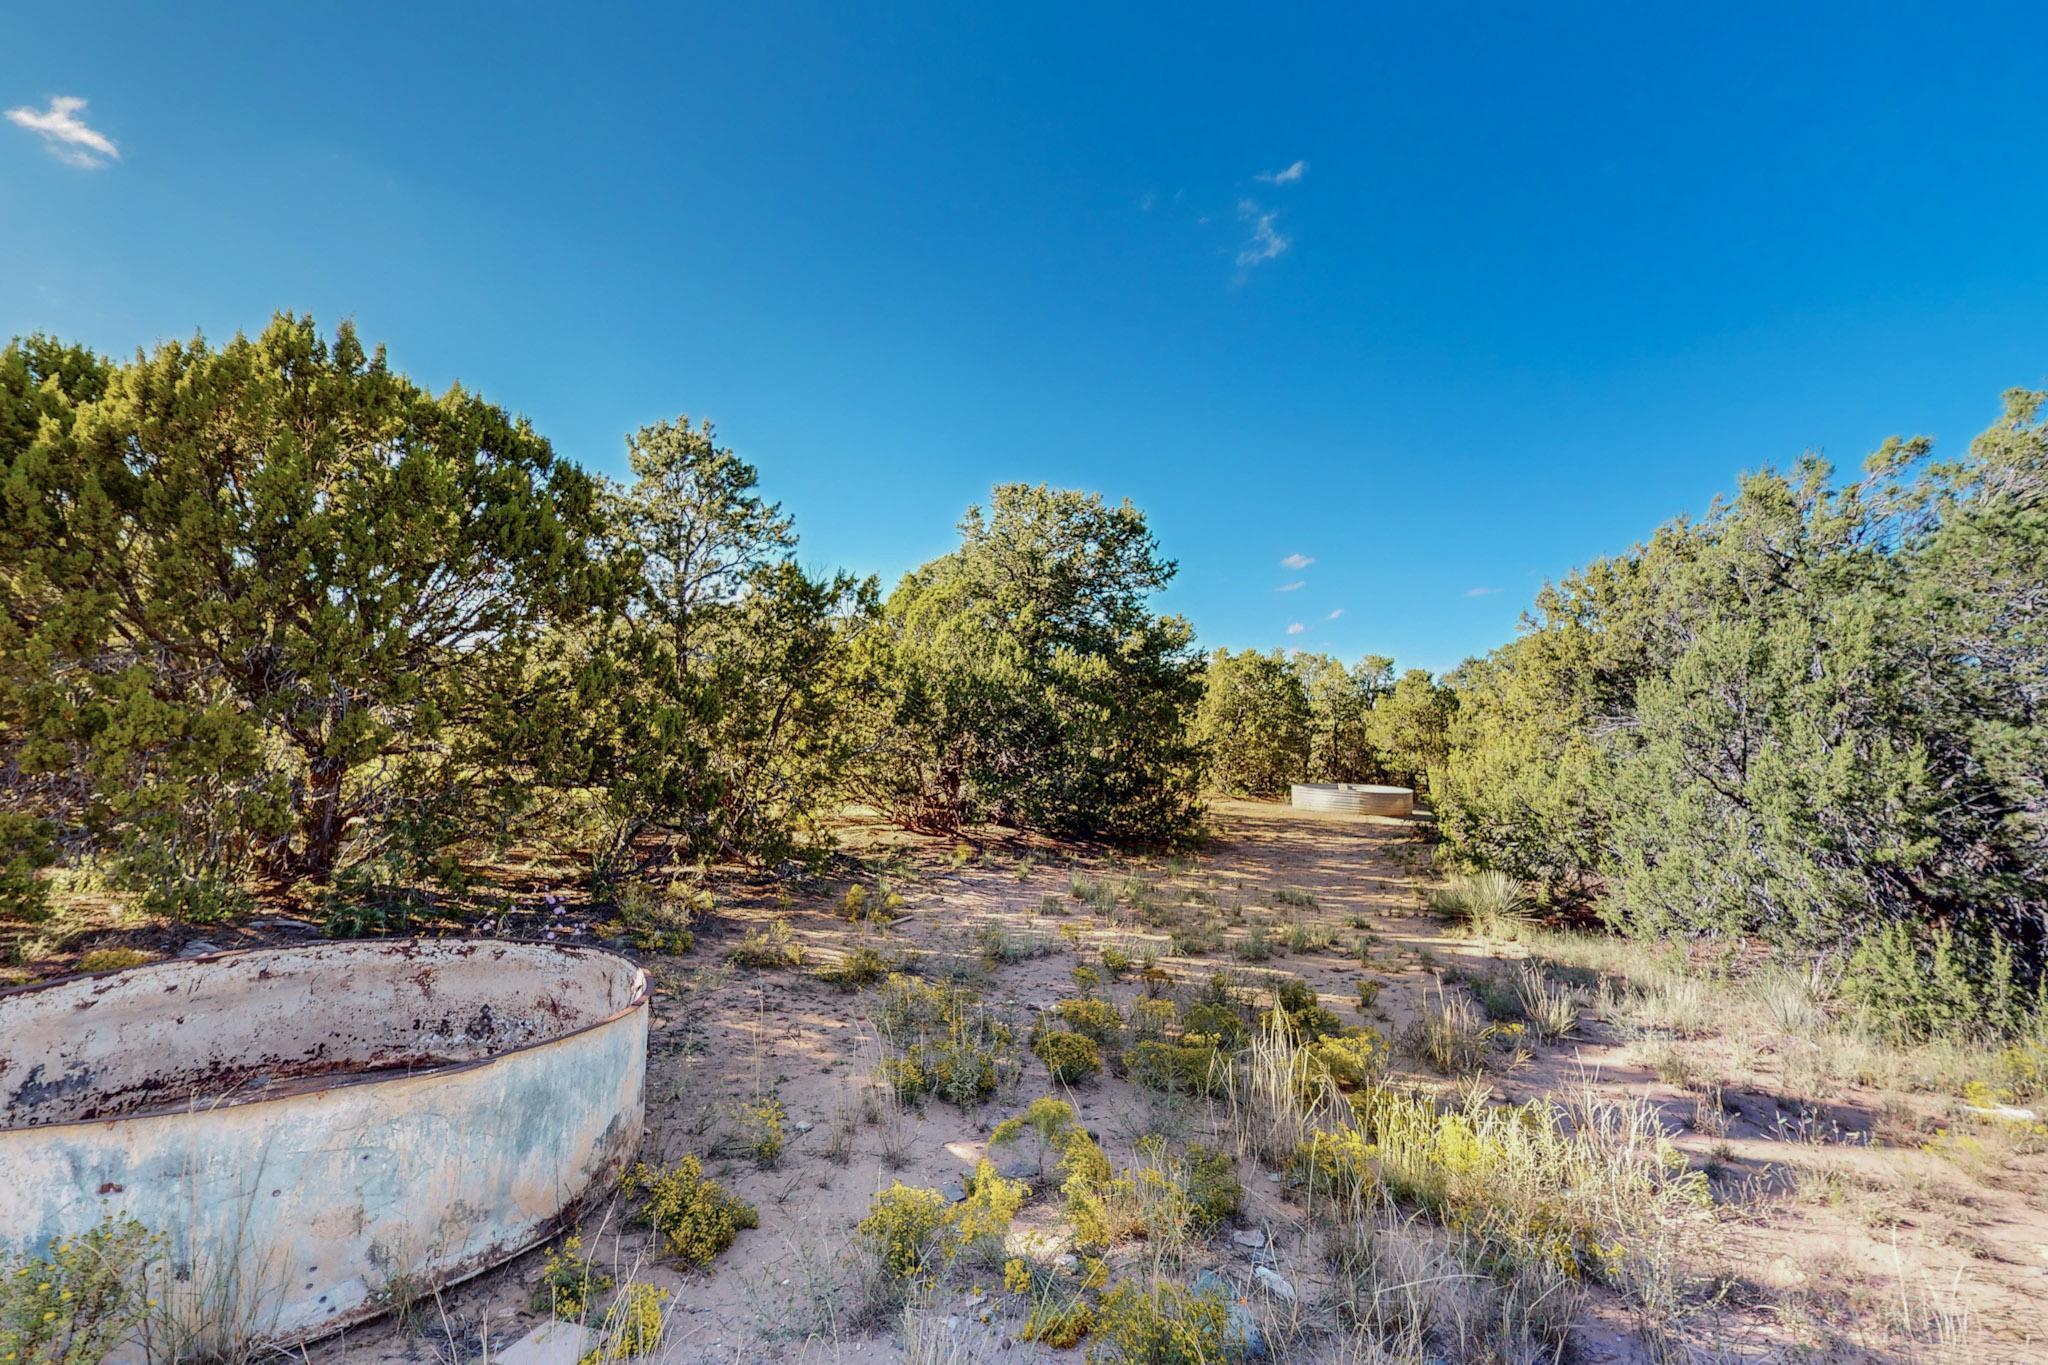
<box><xmin>1290</xmin><ymin>782</ymin><xmax>1415</xmax><ymax>817</ymax></box>
<box><xmin>0</xmin><ymin>940</ymin><xmax>648</xmax><ymax>1346</ymax></box>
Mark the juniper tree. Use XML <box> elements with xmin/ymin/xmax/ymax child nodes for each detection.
<box><xmin>0</xmin><ymin>315</ymin><xmax>597</xmax><ymax>904</ymax></box>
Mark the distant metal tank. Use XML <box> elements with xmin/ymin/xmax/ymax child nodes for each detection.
<box><xmin>0</xmin><ymin>940</ymin><xmax>648</xmax><ymax>1347</ymax></box>
<box><xmin>1290</xmin><ymin>782</ymin><xmax>1415</xmax><ymax>817</ymax></box>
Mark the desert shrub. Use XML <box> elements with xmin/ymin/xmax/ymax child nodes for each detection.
<box><xmin>991</xmin><ymin>1097</ymin><xmax>1085</xmax><ymax>1177</ymax></box>
<box><xmin>1130</xmin><ymin>998</ymin><xmax>1178</xmax><ymax>1040</ymax></box>
<box><xmin>1168</xmin><ymin>918</ymin><xmax>1224</xmax><ymax>956</ymax></box>
<box><xmin>1265</xmin><ymin>979</ymin><xmax>1344</xmax><ymax>1042</ymax></box>
<box><xmin>1308</xmin><ymin>1029</ymin><xmax>1389</xmax><ymax>1090</ymax></box>
<box><xmin>732</xmin><ymin>1098</ymin><xmax>786</xmax><ymax>1167</ymax></box>
<box><xmin>1356</xmin><ymin>978</ymin><xmax>1381</xmax><ymax>1011</ymax></box>
<box><xmin>817</xmin><ymin>944</ymin><xmax>889</xmax><ymax>989</ymax></box>
<box><xmin>1286</xmin><ymin>918</ymin><xmax>1336</xmax><ymax>953</ymax></box>
<box><xmin>623</xmin><ymin>1158</ymin><xmax>759</xmax><ymax>1267</ymax></box>
<box><xmin>1054</xmin><ymin>998</ymin><xmax>1125</xmax><ymax>1046</ymax></box>
<box><xmin>1232</xmin><ymin>924</ymin><xmax>1277</xmax><ymax>962</ymax></box>
<box><xmin>1180</xmin><ymin>1001</ymin><xmax>1248</xmax><ymax>1049</ymax></box>
<box><xmin>531</xmin><ymin>1236</ymin><xmax>613</xmax><ymax>1320</ymax></box>
<box><xmin>1842</xmin><ymin>922</ymin><xmax>2034</xmax><ymax>1043</ymax></box>
<box><xmin>612</xmin><ymin>878</ymin><xmax>700</xmax><ymax>955</ymax></box>
<box><xmin>1431</xmin><ymin>869</ymin><xmax>1532</xmax><ymax>939</ymax></box>
<box><xmin>1273</xmin><ymin>886</ymin><xmax>1318</xmax><ymax>911</ymax></box>
<box><xmin>1298</xmin><ymin>1125</ymin><xmax>1380</xmax><ymax>1202</ymax></box>
<box><xmin>582</xmin><ymin>1282</ymin><xmax>667</xmax><ymax>1363</ymax></box>
<box><xmin>1034</xmin><ymin>1030</ymin><xmax>1104</xmax><ymax>1084</ymax></box>
<box><xmin>1180</xmin><ymin>1143</ymin><xmax>1242</xmax><ymax>1231</ymax></box>
<box><xmin>877</xmin><ymin>975</ymin><xmax>1017</xmax><ymax>1106</ymax></box>
<box><xmin>0</xmin><ymin>1214</ymin><xmax>157</xmax><ymax>1365</ymax></box>
<box><xmin>1087</xmin><ymin>1279</ymin><xmax>1243</xmax><ymax>1364</ymax></box>
<box><xmin>1127</xmin><ymin>1040</ymin><xmax>1223</xmax><ymax>1098</ymax></box>
<box><xmin>953</xmin><ymin>1160</ymin><xmax>1028</xmax><ymax>1265</ymax></box>
<box><xmin>77</xmin><ymin>948</ymin><xmax>150</xmax><ymax>973</ymax></box>
<box><xmin>729</xmin><ymin>919</ymin><xmax>804</xmax><ymax>969</ymax></box>
<box><xmin>858</xmin><ymin>1183</ymin><xmax>951</xmax><ymax>1281</ymax></box>
<box><xmin>1101</xmin><ymin>944</ymin><xmax>1134</xmax><ymax>976</ymax></box>
<box><xmin>1023</xmin><ymin>1299</ymin><xmax>1096</xmax><ymax>1349</ymax></box>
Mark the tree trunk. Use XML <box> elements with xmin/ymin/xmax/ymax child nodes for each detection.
<box><xmin>297</xmin><ymin>755</ymin><xmax>349</xmax><ymax>881</ymax></box>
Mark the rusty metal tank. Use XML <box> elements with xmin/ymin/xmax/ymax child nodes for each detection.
<box><xmin>0</xmin><ymin>939</ymin><xmax>648</xmax><ymax>1346</ymax></box>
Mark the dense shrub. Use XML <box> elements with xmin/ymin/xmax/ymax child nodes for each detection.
<box><xmin>1034</xmin><ymin>1030</ymin><xmax>1104</xmax><ymax>1084</ymax></box>
<box><xmin>623</xmin><ymin>1158</ymin><xmax>759</xmax><ymax>1267</ymax></box>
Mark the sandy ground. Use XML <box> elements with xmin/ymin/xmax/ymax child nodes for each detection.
<box><xmin>316</xmin><ymin>800</ymin><xmax>2048</xmax><ymax>1365</ymax></box>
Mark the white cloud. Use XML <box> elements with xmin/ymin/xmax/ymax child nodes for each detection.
<box><xmin>1465</xmin><ymin>586</ymin><xmax>1502</xmax><ymax>598</ymax></box>
<box><xmin>1275</xmin><ymin>580</ymin><xmax>1305</xmax><ymax>593</ymax></box>
<box><xmin>1327</xmin><ymin>608</ymin><xmax>1344</xmax><ymax>620</ymax></box>
<box><xmin>5</xmin><ymin>96</ymin><xmax>119</xmax><ymax>168</ymax></box>
<box><xmin>1286</xmin><ymin>622</ymin><xmax>1305</xmax><ymax>635</ymax></box>
<box><xmin>1280</xmin><ymin>552</ymin><xmax>1314</xmax><ymax>570</ymax></box>
<box><xmin>1236</xmin><ymin>199</ymin><xmax>1290</xmax><ymax>268</ymax></box>
<box><xmin>1257</xmin><ymin>159</ymin><xmax>1308</xmax><ymax>185</ymax></box>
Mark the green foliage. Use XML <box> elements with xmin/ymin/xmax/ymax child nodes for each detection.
<box><xmin>1054</xmin><ymin>997</ymin><xmax>1124</xmax><ymax>1046</ymax></box>
<box><xmin>875</xmin><ymin>975</ymin><xmax>1016</xmax><ymax>1106</ymax></box>
<box><xmin>1843</xmin><ymin>923</ymin><xmax>2034</xmax><ymax>1043</ymax></box>
<box><xmin>580</xmin><ymin>1283</ymin><xmax>667</xmax><ymax>1364</ymax></box>
<box><xmin>850</xmin><ymin>484</ymin><xmax>1204</xmax><ymax>842</ymax></box>
<box><xmin>953</xmin><ymin>1159</ymin><xmax>1029</xmax><ymax>1263</ymax></box>
<box><xmin>1433</xmin><ymin>392</ymin><xmax>2048</xmax><ymax>1008</ymax></box>
<box><xmin>75</xmin><ymin>948</ymin><xmax>149</xmax><ymax>974</ymax></box>
<box><xmin>728</xmin><ymin>919</ymin><xmax>804</xmax><ymax>968</ymax></box>
<box><xmin>518</xmin><ymin>417</ymin><xmax>875</xmax><ymax>874</ymax></box>
<box><xmin>623</xmin><ymin>1158</ymin><xmax>759</xmax><ymax>1268</ymax></box>
<box><xmin>1193</xmin><ymin>648</ymin><xmax>1309</xmax><ymax>796</ymax></box>
<box><xmin>1087</xmin><ymin>1280</ymin><xmax>1243</xmax><ymax>1364</ymax></box>
<box><xmin>856</xmin><ymin>1183</ymin><xmax>951</xmax><ymax>1281</ymax></box>
<box><xmin>1127</xmin><ymin>1040</ymin><xmax>1224</xmax><ymax>1098</ymax></box>
<box><xmin>0</xmin><ymin>1216</ymin><xmax>157</xmax><ymax>1365</ymax></box>
<box><xmin>1034</xmin><ymin>1030</ymin><xmax>1104</xmax><ymax>1084</ymax></box>
<box><xmin>816</xmin><ymin>944</ymin><xmax>889</xmax><ymax>989</ymax></box>
<box><xmin>1431</xmin><ymin>869</ymin><xmax>1534</xmax><ymax>939</ymax></box>
<box><xmin>732</xmin><ymin>1097</ymin><xmax>786</xmax><ymax>1167</ymax></box>
<box><xmin>531</xmin><ymin>1236</ymin><xmax>613</xmax><ymax>1320</ymax></box>
<box><xmin>0</xmin><ymin>318</ymin><xmax>596</xmax><ymax>894</ymax></box>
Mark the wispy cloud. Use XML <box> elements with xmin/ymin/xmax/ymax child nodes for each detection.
<box><xmin>1286</xmin><ymin>622</ymin><xmax>1306</xmax><ymax>635</ymax></box>
<box><xmin>6</xmin><ymin>96</ymin><xmax>118</xmax><ymax>168</ymax></box>
<box><xmin>1465</xmin><ymin>586</ymin><xmax>1502</xmax><ymax>598</ymax></box>
<box><xmin>1256</xmin><ymin>159</ymin><xmax>1308</xmax><ymax>185</ymax></box>
<box><xmin>1327</xmin><ymin>608</ymin><xmax>1345</xmax><ymax>620</ymax></box>
<box><xmin>1236</xmin><ymin>199</ymin><xmax>1290</xmax><ymax>269</ymax></box>
<box><xmin>1275</xmin><ymin>580</ymin><xmax>1305</xmax><ymax>593</ymax></box>
<box><xmin>1280</xmin><ymin>553</ymin><xmax>1314</xmax><ymax>570</ymax></box>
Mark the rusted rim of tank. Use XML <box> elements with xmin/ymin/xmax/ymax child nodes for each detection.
<box><xmin>0</xmin><ymin>938</ymin><xmax>650</xmax><ymax>1135</ymax></box>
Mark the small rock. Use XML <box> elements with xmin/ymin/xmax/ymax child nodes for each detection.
<box><xmin>941</xmin><ymin>1180</ymin><xmax>967</xmax><ymax>1203</ymax></box>
<box><xmin>179</xmin><ymin>941</ymin><xmax>222</xmax><ymax>958</ymax></box>
<box><xmin>1265</xmin><ymin>1171</ymin><xmax>1282</xmax><ymax>1183</ymax></box>
<box><xmin>791</xmin><ymin>1121</ymin><xmax>815</xmax><ymax>1135</ymax></box>
<box><xmin>994</xmin><ymin>1154</ymin><xmax>1038</xmax><ymax>1182</ymax></box>
<box><xmin>1231</xmin><ymin>1229</ymin><xmax>1267</xmax><ymax>1249</ymax></box>
<box><xmin>1252</xmin><ymin>1266</ymin><xmax>1297</xmax><ymax>1302</ymax></box>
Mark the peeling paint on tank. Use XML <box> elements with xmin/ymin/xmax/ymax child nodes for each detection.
<box><xmin>0</xmin><ymin>940</ymin><xmax>648</xmax><ymax>1348</ymax></box>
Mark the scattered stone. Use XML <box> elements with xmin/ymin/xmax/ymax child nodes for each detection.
<box><xmin>1265</xmin><ymin>1171</ymin><xmax>1282</xmax><ymax>1183</ymax></box>
<box><xmin>941</xmin><ymin>1180</ymin><xmax>967</xmax><ymax>1203</ymax></box>
<box><xmin>496</xmin><ymin>1321</ymin><xmax>590</xmax><ymax>1365</ymax></box>
<box><xmin>1231</xmin><ymin>1228</ymin><xmax>1267</xmax><ymax>1249</ymax></box>
<box><xmin>791</xmin><ymin>1120</ymin><xmax>815</xmax><ymax>1135</ymax></box>
<box><xmin>178</xmin><ymin>941</ymin><xmax>222</xmax><ymax>958</ymax></box>
<box><xmin>1252</xmin><ymin>1266</ymin><xmax>1297</xmax><ymax>1302</ymax></box>
<box><xmin>994</xmin><ymin>1154</ymin><xmax>1038</xmax><ymax>1182</ymax></box>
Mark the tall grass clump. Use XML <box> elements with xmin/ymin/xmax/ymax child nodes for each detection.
<box><xmin>1430</xmin><ymin>869</ymin><xmax>1532</xmax><ymax>939</ymax></box>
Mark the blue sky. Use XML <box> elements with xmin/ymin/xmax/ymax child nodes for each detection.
<box><xmin>4</xmin><ymin>3</ymin><xmax>2043</xmax><ymax>674</ymax></box>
